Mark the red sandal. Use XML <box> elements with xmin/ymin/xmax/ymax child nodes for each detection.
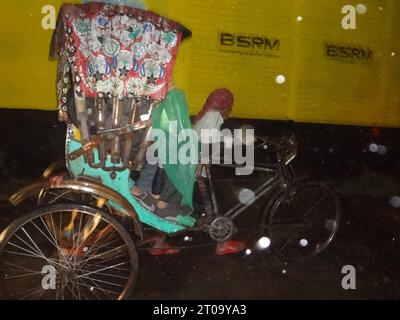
<box><xmin>215</xmin><ymin>240</ymin><xmax>246</xmax><ymax>255</ymax></box>
<box><xmin>147</xmin><ymin>234</ymin><xmax>181</xmax><ymax>256</ymax></box>
<box><xmin>149</xmin><ymin>242</ymin><xmax>181</xmax><ymax>256</ymax></box>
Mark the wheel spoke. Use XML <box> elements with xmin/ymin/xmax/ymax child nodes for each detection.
<box><xmin>32</xmin><ymin>217</ymin><xmax>72</xmax><ymax>268</ymax></box>
<box><xmin>76</xmin><ymin>261</ymin><xmax>127</xmax><ymax>280</ymax></box>
<box><xmin>77</xmin><ymin>245</ymin><xmax>127</xmax><ymax>269</ymax></box>
<box><xmin>78</xmin><ymin>274</ymin><xmax>124</xmax><ymax>289</ymax></box>
<box><xmin>302</xmin><ymin>194</ymin><xmax>328</xmax><ymax>218</ymax></box>
<box><xmin>0</xmin><ymin>204</ymin><xmax>136</xmax><ymax>300</ymax></box>
<box><xmin>267</xmin><ymin>183</ymin><xmax>340</xmax><ymax>261</ymax></box>
<box><xmin>78</xmin><ymin>276</ymin><xmax>116</xmax><ymax>299</ymax></box>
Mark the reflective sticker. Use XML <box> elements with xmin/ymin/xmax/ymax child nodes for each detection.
<box><xmin>103</xmin><ymin>38</ymin><xmax>120</xmax><ymax>57</ymax></box>
<box><xmin>140</xmin><ymin>59</ymin><xmax>165</xmax><ymax>79</ymax></box>
<box><xmin>148</xmin><ymin>43</ymin><xmax>172</xmax><ymax>64</ymax></box>
<box><xmin>161</xmin><ymin>31</ymin><xmax>177</xmax><ymax>47</ymax></box>
<box><xmin>97</xmin><ymin>15</ymin><xmax>109</xmax><ymax>27</ymax></box>
<box><xmin>88</xmin><ymin>55</ymin><xmax>108</xmax><ymax>77</ymax></box>
<box><xmin>74</xmin><ymin>18</ymin><xmax>91</xmax><ymax>34</ymax></box>
<box><xmin>116</xmin><ymin>50</ymin><xmax>134</xmax><ymax>77</ymax></box>
<box><xmin>131</xmin><ymin>42</ymin><xmax>147</xmax><ymax>59</ymax></box>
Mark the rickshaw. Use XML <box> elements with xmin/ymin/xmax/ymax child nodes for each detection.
<box><xmin>0</xmin><ymin>3</ymin><xmax>340</xmax><ymax>300</ymax></box>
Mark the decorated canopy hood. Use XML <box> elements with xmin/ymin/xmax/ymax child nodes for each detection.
<box><xmin>51</xmin><ymin>2</ymin><xmax>191</xmax><ymax>120</ymax></box>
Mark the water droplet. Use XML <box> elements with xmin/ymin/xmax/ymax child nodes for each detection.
<box><xmin>299</xmin><ymin>239</ymin><xmax>308</xmax><ymax>247</ymax></box>
<box><xmin>377</xmin><ymin>145</ymin><xmax>387</xmax><ymax>155</ymax></box>
<box><xmin>356</xmin><ymin>4</ymin><xmax>368</xmax><ymax>14</ymax></box>
<box><xmin>325</xmin><ymin>219</ymin><xmax>337</xmax><ymax>231</ymax></box>
<box><xmin>257</xmin><ymin>237</ymin><xmax>271</xmax><ymax>249</ymax></box>
<box><xmin>391</xmin><ymin>52</ymin><xmax>396</xmax><ymax>57</ymax></box>
<box><xmin>296</xmin><ymin>16</ymin><xmax>303</xmax><ymax>22</ymax></box>
<box><xmin>369</xmin><ymin>143</ymin><xmax>378</xmax><ymax>153</ymax></box>
<box><xmin>390</xmin><ymin>196</ymin><xmax>400</xmax><ymax>208</ymax></box>
<box><xmin>282</xmin><ymin>269</ymin><xmax>287</xmax><ymax>274</ymax></box>
<box><xmin>238</xmin><ymin>188</ymin><xmax>255</xmax><ymax>205</ymax></box>
<box><xmin>275</xmin><ymin>75</ymin><xmax>286</xmax><ymax>84</ymax></box>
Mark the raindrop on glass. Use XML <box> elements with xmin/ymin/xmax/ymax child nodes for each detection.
<box><xmin>377</xmin><ymin>145</ymin><xmax>387</xmax><ymax>155</ymax></box>
<box><xmin>257</xmin><ymin>237</ymin><xmax>271</xmax><ymax>250</ymax></box>
<box><xmin>356</xmin><ymin>4</ymin><xmax>367</xmax><ymax>14</ymax></box>
<box><xmin>275</xmin><ymin>75</ymin><xmax>286</xmax><ymax>84</ymax></box>
<box><xmin>325</xmin><ymin>219</ymin><xmax>337</xmax><ymax>231</ymax></box>
<box><xmin>238</xmin><ymin>188</ymin><xmax>255</xmax><ymax>205</ymax></box>
<box><xmin>299</xmin><ymin>239</ymin><xmax>308</xmax><ymax>247</ymax></box>
<box><xmin>369</xmin><ymin>143</ymin><xmax>378</xmax><ymax>153</ymax></box>
<box><xmin>389</xmin><ymin>196</ymin><xmax>400</xmax><ymax>208</ymax></box>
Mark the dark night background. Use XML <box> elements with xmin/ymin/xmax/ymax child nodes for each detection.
<box><xmin>1</xmin><ymin>108</ymin><xmax>400</xmax><ymax>299</ymax></box>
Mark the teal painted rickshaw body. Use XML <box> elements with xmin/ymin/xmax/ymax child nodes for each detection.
<box><xmin>65</xmin><ymin>125</ymin><xmax>188</xmax><ymax>234</ymax></box>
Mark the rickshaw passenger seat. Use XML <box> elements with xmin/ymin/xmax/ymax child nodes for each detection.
<box><xmin>51</xmin><ymin>2</ymin><xmax>191</xmax><ymax>172</ymax></box>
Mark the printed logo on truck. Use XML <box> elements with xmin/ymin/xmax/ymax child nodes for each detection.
<box><xmin>219</xmin><ymin>32</ymin><xmax>280</xmax><ymax>58</ymax></box>
<box><xmin>324</xmin><ymin>43</ymin><xmax>373</xmax><ymax>64</ymax></box>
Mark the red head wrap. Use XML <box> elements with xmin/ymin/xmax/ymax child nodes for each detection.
<box><xmin>194</xmin><ymin>88</ymin><xmax>234</xmax><ymax>123</ymax></box>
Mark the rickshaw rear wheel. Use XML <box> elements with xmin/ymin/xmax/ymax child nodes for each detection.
<box><xmin>0</xmin><ymin>204</ymin><xmax>138</xmax><ymax>300</ymax></box>
<box><xmin>261</xmin><ymin>181</ymin><xmax>340</xmax><ymax>262</ymax></box>
<box><xmin>37</xmin><ymin>187</ymin><xmax>115</xmax><ymax>216</ymax></box>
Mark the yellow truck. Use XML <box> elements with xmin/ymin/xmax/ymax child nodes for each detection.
<box><xmin>0</xmin><ymin>0</ymin><xmax>399</xmax><ymax>127</ymax></box>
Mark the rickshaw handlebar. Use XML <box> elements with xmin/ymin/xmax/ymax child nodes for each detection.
<box><xmin>255</xmin><ymin>133</ymin><xmax>299</xmax><ymax>165</ymax></box>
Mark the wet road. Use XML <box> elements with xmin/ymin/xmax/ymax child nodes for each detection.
<box><xmin>130</xmin><ymin>179</ymin><xmax>400</xmax><ymax>300</ymax></box>
<box><xmin>0</xmin><ymin>109</ymin><xmax>400</xmax><ymax>299</ymax></box>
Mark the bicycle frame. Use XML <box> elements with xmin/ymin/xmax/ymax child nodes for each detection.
<box><xmin>203</xmin><ymin>160</ymin><xmax>294</xmax><ymax>224</ymax></box>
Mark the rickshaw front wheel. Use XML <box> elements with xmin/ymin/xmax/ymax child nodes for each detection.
<box><xmin>0</xmin><ymin>204</ymin><xmax>138</xmax><ymax>300</ymax></box>
<box><xmin>261</xmin><ymin>181</ymin><xmax>341</xmax><ymax>262</ymax></box>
